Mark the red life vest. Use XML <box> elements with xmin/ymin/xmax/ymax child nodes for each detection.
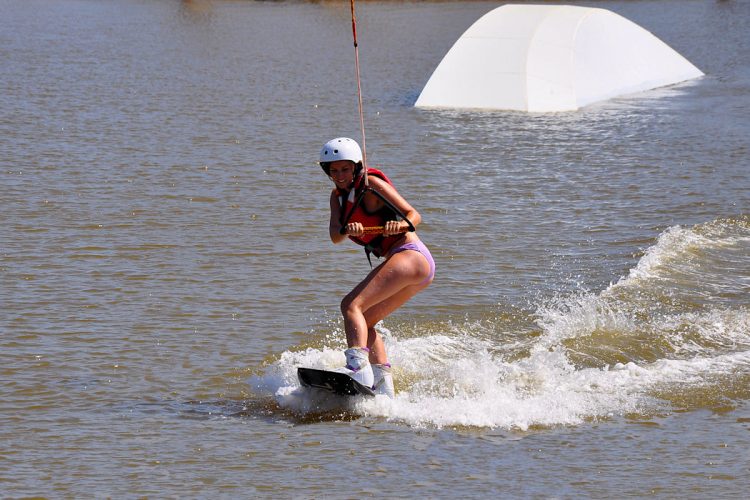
<box><xmin>337</xmin><ymin>168</ymin><xmax>404</xmax><ymax>258</ymax></box>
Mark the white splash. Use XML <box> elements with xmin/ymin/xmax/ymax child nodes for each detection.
<box><xmin>250</xmin><ymin>220</ymin><xmax>750</xmax><ymax>429</ymax></box>
<box><xmin>617</xmin><ymin>224</ymin><xmax>710</xmax><ymax>285</ymax></box>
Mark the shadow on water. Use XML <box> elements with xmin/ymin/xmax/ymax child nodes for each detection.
<box><xmin>179</xmin><ymin>396</ymin><xmax>364</xmax><ymax>425</ymax></box>
<box><xmin>118</xmin><ymin>396</ymin><xmax>364</xmax><ymax>425</ymax></box>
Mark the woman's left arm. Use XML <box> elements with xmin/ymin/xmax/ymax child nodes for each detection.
<box><xmin>368</xmin><ymin>176</ymin><xmax>421</xmax><ymax>236</ymax></box>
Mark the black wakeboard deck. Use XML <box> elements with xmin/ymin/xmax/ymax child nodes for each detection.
<box><xmin>298</xmin><ymin>367</ymin><xmax>375</xmax><ymax>397</ymax></box>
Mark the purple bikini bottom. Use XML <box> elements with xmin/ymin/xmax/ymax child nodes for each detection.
<box><xmin>388</xmin><ymin>239</ymin><xmax>436</xmax><ymax>285</ymax></box>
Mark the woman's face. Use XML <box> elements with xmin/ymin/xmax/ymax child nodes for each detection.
<box><xmin>328</xmin><ymin>160</ymin><xmax>355</xmax><ymax>189</ymax></box>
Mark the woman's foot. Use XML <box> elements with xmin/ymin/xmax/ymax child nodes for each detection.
<box><xmin>336</xmin><ymin>347</ymin><xmax>374</xmax><ymax>387</ymax></box>
<box><xmin>372</xmin><ymin>363</ymin><xmax>395</xmax><ymax>398</ymax></box>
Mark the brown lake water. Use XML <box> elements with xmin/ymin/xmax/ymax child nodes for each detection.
<box><xmin>2</xmin><ymin>0</ymin><xmax>749</xmax><ymax>497</ymax></box>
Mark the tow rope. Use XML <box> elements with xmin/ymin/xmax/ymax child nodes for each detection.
<box><xmin>344</xmin><ymin>1</ymin><xmax>416</xmax><ymax>266</ymax></box>
<box><xmin>349</xmin><ymin>0</ymin><xmax>369</xmax><ymax>188</ymax></box>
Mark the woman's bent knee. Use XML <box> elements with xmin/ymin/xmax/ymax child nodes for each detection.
<box><xmin>341</xmin><ymin>295</ymin><xmax>361</xmax><ymax>318</ymax></box>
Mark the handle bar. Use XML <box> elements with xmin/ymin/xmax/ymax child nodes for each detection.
<box><xmin>339</xmin><ymin>226</ymin><xmax>414</xmax><ymax>235</ymax></box>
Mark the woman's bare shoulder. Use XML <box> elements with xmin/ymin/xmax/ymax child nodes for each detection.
<box><xmin>366</xmin><ymin>174</ymin><xmax>394</xmax><ymax>191</ymax></box>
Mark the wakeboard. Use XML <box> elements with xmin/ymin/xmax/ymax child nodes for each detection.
<box><xmin>297</xmin><ymin>367</ymin><xmax>375</xmax><ymax>397</ymax></box>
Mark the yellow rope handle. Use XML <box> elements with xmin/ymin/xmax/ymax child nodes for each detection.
<box><xmin>361</xmin><ymin>226</ymin><xmax>408</xmax><ymax>235</ymax></box>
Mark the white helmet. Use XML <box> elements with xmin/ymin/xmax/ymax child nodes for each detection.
<box><xmin>319</xmin><ymin>137</ymin><xmax>363</xmax><ymax>165</ymax></box>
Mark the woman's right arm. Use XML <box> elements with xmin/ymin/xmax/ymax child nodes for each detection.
<box><xmin>329</xmin><ymin>190</ymin><xmax>347</xmax><ymax>244</ymax></box>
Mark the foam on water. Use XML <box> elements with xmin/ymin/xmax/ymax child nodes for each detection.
<box><xmin>611</xmin><ymin>217</ymin><xmax>750</xmax><ymax>304</ymax></box>
<box><xmin>621</xmin><ymin>224</ymin><xmax>712</xmax><ymax>284</ymax></box>
<box><xmin>250</xmin><ymin>218</ymin><xmax>750</xmax><ymax>429</ymax></box>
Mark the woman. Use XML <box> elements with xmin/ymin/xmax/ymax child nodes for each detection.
<box><xmin>319</xmin><ymin>137</ymin><xmax>436</xmax><ymax>397</ymax></box>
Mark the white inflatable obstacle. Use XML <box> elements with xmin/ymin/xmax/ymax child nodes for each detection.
<box><xmin>415</xmin><ymin>4</ymin><xmax>704</xmax><ymax>112</ymax></box>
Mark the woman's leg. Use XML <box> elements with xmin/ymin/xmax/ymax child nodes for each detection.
<box><xmin>367</xmin><ymin>330</ymin><xmax>389</xmax><ymax>365</ymax></box>
<box><xmin>341</xmin><ymin>249</ymin><xmax>432</xmax><ymax>354</ymax></box>
<box><xmin>363</xmin><ymin>281</ymin><xmax>431</xmax><ymax>363</ymax></box>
